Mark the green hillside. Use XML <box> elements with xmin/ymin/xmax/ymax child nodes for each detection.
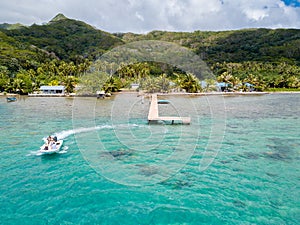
<box><xmin>2</xmin><ymin>14</ymin><xmax>124</xmax><ymax>61</ymax></box>
<box><xmin>0</xmin><ymin>30</ymin><xmax>52</xmax><ymax>72</ymax></box>
<box><xmin>118</xmin><ymin>28</ymin><xmax>300</xmax><ymax>65</ymax></box>
<box><xmin>0</xmin><ymin>23</ymin><xmax>25</xmax><ymax>30</ymax></box>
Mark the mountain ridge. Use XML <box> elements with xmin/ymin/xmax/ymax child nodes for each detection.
<box><xmin>48</xmin><ymin>13</ymin><xmax>69</xmax><ymax>23</ymax></box>
<box><xmin>1</xmin><ymin>14</ymin><xmax>124</xmax><ymax>61</ymax></box>
<box><xmin>1</xmin><ymin>14</ymin><xmax>299</xmax><ymax>64</ymax></box>
<box><xmin>0</xmin><ymin>14</ymin><xmax>299</xmax><ymax>73</ymax></box>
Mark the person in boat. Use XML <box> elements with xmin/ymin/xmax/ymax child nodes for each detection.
<box><xmin>51</xmin><ymin>141</ymin><xmax>57</xmax><ymax>150</ymax></box>
<box><xmin>45</xmin><ymin>136</ymin><xmax>55</xmax><ymax>150</ymax></box>
<box><xmin>43</xmin><ymin>136</ymin><xmax>51</xmax><ymax>150</ymax></box>
<box><xmin>47</xmin><ymin>136</ymin><xmax>52</xmax><ymax>144</ymax></box>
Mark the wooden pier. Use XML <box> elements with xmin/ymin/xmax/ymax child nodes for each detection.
<box><xmin>147</xmin><ymin>94</ymin><xmax>191</xmax><ymax>125</ymax></box>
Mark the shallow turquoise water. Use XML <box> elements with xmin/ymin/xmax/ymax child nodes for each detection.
<box><xmin>0</xmin><ymin>93</ymin><xmax>299</xmax><ymax>224</ymax></box>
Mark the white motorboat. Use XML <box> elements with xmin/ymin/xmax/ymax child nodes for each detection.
<box><xmin>39</xmin><ymin>140</ymin><xmax>64</xmax><ymax>154</ymax></box>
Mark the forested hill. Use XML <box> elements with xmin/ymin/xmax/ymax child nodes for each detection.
<box><xmin>118</xmin><ymin>29</ymin><xmax>300</xmax><ymax>65</ymax></box>
<box><xmin>1</xmin><ymin>14</ymin><xmax>300</xmax><ymax>65</ymax></box>
<box><xmin>0</xmin><ymin>23</ymin><xmax>25</xmax><ymax>30</ymax></box>
<box><xmin>1</xmin><ymin>14</ymin><xmax>300</xmax><ymax>66</ymax></box>
<box><xmin>1</xmin><ymin>14</ymin><xmax>124</xmax><ymax>62</ymax></box>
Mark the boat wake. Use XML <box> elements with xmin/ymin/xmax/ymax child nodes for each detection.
<box><xmin>52</xmin><ymin>123</ymin><xmax>143</xmax><ymax>140</ymax></box>
<box><xmin>53</xmin><ymin>125</ymin><xmax>114</xmax><ymax>140</ymax></box>
<box><xmin>58</xmin><ymin>146</ymin><xmax>69</xmax><ymax>154</ymax></box>
<box><xmin>29</xmin><ymin>124</ymin><xmax>143</xmax><ymax>156</ymax></box>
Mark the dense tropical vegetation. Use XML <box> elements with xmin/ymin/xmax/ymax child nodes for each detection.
<box><xmin>213</xmin><ymin>61</ymin><xmax>300</xmax><ymax>91</ymax></box>
<box><xmin>0</xmin><ymin>14</ymin><xmax>299</xmax><ymax>95</ymax></box>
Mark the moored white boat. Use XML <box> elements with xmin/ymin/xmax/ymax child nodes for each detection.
<box><xmin>39</xmin><ymin>140</ymin><xmax>64</xmax><ymax>154</ymax></box>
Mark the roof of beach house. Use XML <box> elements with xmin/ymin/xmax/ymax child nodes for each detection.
<box><xmin>40</xmin><ymin>86</ymin><xmax>65</xmax><ymax>90</ymax></box>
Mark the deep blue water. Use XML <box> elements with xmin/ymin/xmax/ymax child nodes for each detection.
<box><xmin>0</xmin><ymin>93</ymin><xmax>299</xmax><ymax>224</ymax></box>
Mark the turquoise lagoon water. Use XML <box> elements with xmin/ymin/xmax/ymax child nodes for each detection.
<box><xmin>0</xmin><ymin>93</ymin><xmax>299</xmax><ymax>224</ymax></box>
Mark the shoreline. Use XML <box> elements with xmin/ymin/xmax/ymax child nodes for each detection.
<box><xmin>1</xmin><ymin>91</ymin><xmax>300</xmax><ymax>98</ymax></box>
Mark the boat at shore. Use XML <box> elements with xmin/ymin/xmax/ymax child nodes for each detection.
<box><xmin>158</xmin><ymin>99</ymin><xmax>170</xmax><ymax>104</ymax></box>
<box><xmin>6</xmin><ymin>97</ymin><xmax>17</xmax><ymax>102</ymax></box>
<box><xmin>39</xmin><ymin>140</ymin><xmax>64</xmax><ymax>154</ymax></box>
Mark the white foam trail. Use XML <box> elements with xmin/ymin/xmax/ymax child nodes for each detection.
<box><xmin>27</xmin><ymin>150</ymin><xmax>43</xmax><ymax>156</ymax></box>
<box><xmin>52</xmin><ymin>124</ymin><xmax>143</xmax><ymax>141</ymax></box>
<box><xmin>31</xmin><ymin>124</ymin><xmax>146</xmax><ymax>157</ymax></box>
<box><xmin>55</xmin><ymin>125</ymin><xmax>113</xmax><ymax>140</ymax></box>
<box><xmin>58</xmin><ymin>150</ymin><xmax>68</xmax><ymax>154</ymax></box>
<box><xmin>27</xmin><ymin>150</ymin><xmax>41</xmax><ymax>156</ymax></box>
<box><xmin>42</xmin><ymin>124</ymin><xmax>113</xmax><ymax>142</ymax></box>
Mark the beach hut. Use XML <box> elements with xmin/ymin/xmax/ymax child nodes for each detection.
<box><xmin>217</xmin><ymin>82</ymin><xmax>229</xmax><ymax>92</ymax></box>
<box><xmin>131</xmin><ymin>83</ymin><xmax>139</xmax><ymax>90</ymax></box>
<box><xmin>40</xmin><ymin>86</ymin><xmax>65</xmax><ymax>95</ymax></box>
<box><xmin>243</xmin><ymin>82</ymin><xmax>255</xmax><ymax>92</ymax></box>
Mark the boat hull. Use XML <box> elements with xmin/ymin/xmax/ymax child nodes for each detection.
<box><xmin>7</xmin><ymin>97</ymin><xmax>17</xmax><ymax>102</ymax></box>
<box><xmin>39</xmin><ymin>140</ymin><xmax>63</xmax><ymax>154</ymax></box>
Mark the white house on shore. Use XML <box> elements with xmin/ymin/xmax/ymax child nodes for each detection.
<box><xmin>131</xmin><ymin>83</ymin><xmax>139</xmax><ymax>90</ymax></box>
<box><xmin>29</xmin><ymin>85</ymin><xmax>66</xmax><ymax>96</ymax></box>
<box><xmin>40</xmin><ymin>86</ymin><xmax>65</xmax><ymax>95</ymax></box>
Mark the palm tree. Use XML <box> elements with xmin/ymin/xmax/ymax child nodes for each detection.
<box><xmin>204</xmin><ymin>79</ymin><xmax>217</xmax><ymax>92</ymax></box>
<box><xmin>48</xmin><ymin>80</ymin><xmax>59</xmax><ymax>86</ymax></box>
<box><xmin>146</xmin><ymin>78</ymin><xmax>160</xmax><ymax>93</ymax></box>
<box><xmin>63</xmin><ymin>76</ymin><xmax>77</xmax><ymax>94</ymax></box>
<box><xmin>102</xmin><ymin>77</ymin><xmax>121</xmax><ymax>93</ymax></box>
<box><xmin>217</xmin><ymin>71</ymin><xmax>233</xmax><ymax>84</ymax></box>
<box><xmin>274</xmin><ymin>75</ymin><xmax>286</xmax><ymax>88</ymax></box>
<box><xmin>286</xmin><ymin>76</ymin><xmax>299</xmax><ymax>88</ymax></box>
<box><xmin>244</xmin><ymin>74</ymin><xmax>266</xmax><ymax>91</ymax></box>
<box><xmin>157</xmin><ymin>74</ymin><xmax>171</xmax><ymax>93</ymax></box>
<box><xmin>139</xmin><ymin>77</ymin><xmax>160</xmax><ymax>93</ymax></box>
<box><xmin>177</xmin><ymin>73</ymin><xmax>201</xmax><ymax>93</ymax></box>
<box><xmin>230</xmin><ymin>76</ymin><xmax>241</xmax><ymax>91</ymax></box>
<box><xmin>12</xmin><ymin>78</ymin><xmax>25</xmax><ymax>94</ymax></box>
<box><xmin>0</xmin><ymin>69</ymin><xmax>10</xmax><ymax>92</ymax></box>
<box><xmin>77</xmin><ymin>59</ymin><xmax>91</xmax><ymax>76</ymax></box>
